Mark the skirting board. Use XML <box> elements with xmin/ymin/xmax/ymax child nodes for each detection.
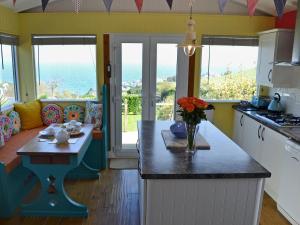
<box><xmin>277</xmin><ymin>205</ymin><xmax>299</xmax><ymax>225</ymax></box>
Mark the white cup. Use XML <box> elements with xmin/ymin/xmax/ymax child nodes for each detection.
<box><xmin>69</xmin><ymin>120</ymin><xmax>77</xmax><ymax>126</ymax></box>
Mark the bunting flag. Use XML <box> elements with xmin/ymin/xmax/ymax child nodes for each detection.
<box><xmin>274</xmin><ymin>0</ymin><xmax>287</xmax><ymax>18</ymax></box>
<box><xmin>247</xmin><ymin>0</ymin><xmax>259</xmax><ymax>16</ymax></box>
<box><xmin>166</xmin><ymin>0</ymin><xmax>173</xmax><ymax>10</ymax></box>
<box><xmin>103</xmin><ymin>0</ymin><xmax>113</xmax><ymax>12</ymax></box>
<box><xmin>12</xmin><ymin>0</ymin><xmax>16</xmax><ymax>7</ymax></box>
<box><xmin>41</xmin><ymin>0</ymin><xmax>49</xmax><ymax>12</ymax></box>
<box><xmin>135</xmin><ymin>0</ymin><xmax>143</xmax><ymax>13</ymax></box>
<box><xmin>73</xmin><ymin>0</ymin><xmax>81</xmax><ymax>13</ymax></box>
<box><xmin>218</xmin><ymin>0</ymin><xmax>229</xmax><ymax>13</ymax></box>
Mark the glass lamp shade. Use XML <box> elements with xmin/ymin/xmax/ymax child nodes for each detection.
<box><xmin>183</xmin><ymin>45</ymin><xmax>196</xmax><ymax>57</ymax></box>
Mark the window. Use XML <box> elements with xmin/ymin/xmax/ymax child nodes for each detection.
<box><xmin>0</xmin><ymin>34</ymin><xmax>19</xmax><ymax>108</ymax></box>
<box><xmin>200</xmin><ymin>36</ymin><xmax>259</xmax><ymax>101</ymax></box>
<box><xmin>32</xmin><ymin>35</ymin><xmax>97</xmax><ymax>100</ymax></box>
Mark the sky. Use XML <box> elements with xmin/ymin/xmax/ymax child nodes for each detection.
<box><xmin>201</xmin><ymin>45</ymin><xmax>259</xmax><ymax>75</ymax></box>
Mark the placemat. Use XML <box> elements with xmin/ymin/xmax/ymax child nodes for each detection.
<box><xmin>161</xmin><ymin>130</ymin><xmax>210</xmax><ymax>150</ymax></box>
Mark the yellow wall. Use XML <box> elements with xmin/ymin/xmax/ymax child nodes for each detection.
<box><xmin>0</xmin><ymin>5</ymin><xmax>19</xmax><ymax>35</ymax></box>
<box><xmin>11</xmin><ymin>12</ymin><xmax>275</xmax><ymax>136</ymax></box>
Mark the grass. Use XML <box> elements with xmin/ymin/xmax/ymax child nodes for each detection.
<box><xmin>122</xmin><ymin>113</ymin><xmax>141</xmax><ymax>132</ymax></box>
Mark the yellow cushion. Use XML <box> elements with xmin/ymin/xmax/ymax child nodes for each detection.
<box><xmin>14</xmin><ymin>100</ymin><xmax>43</xmax><ymax>130</ymax></box>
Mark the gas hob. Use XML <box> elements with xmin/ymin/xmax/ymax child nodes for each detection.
<box><xmin>255</xmin><ymin>112</ymin><xmax>300</xmax><ymax>127</ymax></box>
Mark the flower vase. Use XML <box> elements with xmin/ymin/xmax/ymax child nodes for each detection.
<box><xmin>186</xmin><ymin>123</ymin><xmax>197</xmax><ymax>153</ymax></box>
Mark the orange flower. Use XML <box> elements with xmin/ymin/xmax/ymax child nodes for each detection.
<box><xmin>185</xmin><ymin>103</ymin><xmax>195</xmax><ymax>112</ymax></box>
<box><xmin>177</xmin><ymin>97</ymin><xmax>188</xmax><ymax>106</ymax></box>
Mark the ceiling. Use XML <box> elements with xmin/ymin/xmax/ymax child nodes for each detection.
<box><xmin>0</xmin><ymin>0</ymin><xmax>298</xmax><ymax>15</ymax></box>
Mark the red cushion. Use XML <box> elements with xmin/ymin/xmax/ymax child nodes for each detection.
<box><xmin>0</xmin><ymin>126</ymin><xmax>46</xmax><ymax>173</ymax></box>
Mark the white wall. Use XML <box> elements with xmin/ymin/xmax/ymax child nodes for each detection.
<box><xmin>269</xmin><ymin>88</ymin><xmax>300</xmax><ymax>116</ymax></box>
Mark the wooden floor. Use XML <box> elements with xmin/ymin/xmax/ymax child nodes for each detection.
<box><xmin>0</xmin><ymin>169</ymin><xmax>291</xmax><ymax>225</ymax></box>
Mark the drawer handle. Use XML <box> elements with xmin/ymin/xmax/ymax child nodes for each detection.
<box><xmin>268</xmin><ymin>69</ymin><xmax>272</xmax><ymax>82</ymax></box>
<box><xmin>258</xmin><ymin>125</ymin><xmax>262</xmax><ymax>139</ymax></box>
<box><xmin>240</xmin><ymin>115</ymin><xmax>244</xmax><ymax>127</ymax></box>
<box><xmin>261</xmin><ymin>127</ymin><xmax>265</xmax><ymax>141</ymax></box>
<box><xmin>291</xmin><ymin>156</ymin><xmax>299</xmax><ymax>162</ymax></box>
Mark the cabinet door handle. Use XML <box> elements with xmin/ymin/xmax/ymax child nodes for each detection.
<box><xmin>268</xmin><ymin>69</ymin><xmax>272</xmax><ymax>82</ymax></box>
<box><xmin>291</xmin><ymin>156</ymin><xmax>299</xmax><ymax>162</ymax></box>
<box><xmin>261</xmin><ymin>127</ymin><xmax>265</xmax><ymax>141</ymax></box>
<box><xmin>240</xmin><ymin>115</ymin><xmax>244</xmax><ymax>127</ymax></box>
<box><xmin>258</xmin><ymin>125</ymin><xmax>262</xmax><ymax>139</ymax></box>
<box><xmin>136</xmin><ymin>140</ymin><xmax>140</xmax><ymax>153</ymax></box>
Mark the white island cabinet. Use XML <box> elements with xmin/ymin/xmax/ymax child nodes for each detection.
<box><xmin>138</xmin><ymin>121</ymin><xmax>270</xmax><ymax>225</ymax></box>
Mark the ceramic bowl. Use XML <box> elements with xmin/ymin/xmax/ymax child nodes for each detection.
<box><xmin>170</xmin><ymin>121</ymin><xmax>187</xmax><ymax>139</ymax></box>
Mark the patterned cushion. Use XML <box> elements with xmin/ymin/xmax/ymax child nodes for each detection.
<box><xmin>0</xmin><ymin>115</ymin><xmax>13</xmax><ymax>142</ymax></box>
<box><xmin>42</xmin><ymin>104</ymin><xmax>64</xmax><ymax>125</ymax></box>
<box><xmin>8</xmin><ymin>111</ymin><xmax>21</xmax><ymax>135</ymax></box>
<box><xmin>84</xmin><ymin>102</ymin><xmax>102</xmax><ymax>128</ymax></box>
<box><xmin>64</xmin><ymin>105</ymin><xmax>85</xmax><ymax>123</ymax></box>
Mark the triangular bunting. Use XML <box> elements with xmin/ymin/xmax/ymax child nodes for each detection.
<box><xmin>166</xmin><ymin>0</ymin><xmax>173</xmax><ymax>10</ymax></box>
<box><xmin>41</xmin><ymin>0</ymin><xmax>49</xmax><ymax>12</ymax></box>
<box><xmin>218</xmin><ymin>0</ymin><xmax>229</xmax><ymax>13</ymax></box>
<box><xmin>135</xmin><ymin>0</ymin><xmax>143</xmax><ymax>13</ymax></box>
<box><xmin>12</xmin><ymin>0</ymin><xmax>16</xmax><ymax>7</ymax></box>
<box><xmin>247</xmin><ymin>0</ymin><xmax>259</xmax><ymax>16</ymax></box>
<box><xmin>103</xmin><ymin>0</ymin><xmax>113</xmax><ymax>12</ymax></box>
<box><xmin>73</xmin><ymin>0</ymin><xmax>81</xmax><ymax>14</ymax></box>
<box><xmin>274</xmin><ymin>0</ymin><xmax>287</xmax><ymax>18</ymax></box>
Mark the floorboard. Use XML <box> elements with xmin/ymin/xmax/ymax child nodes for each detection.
<box><xmin>0</xmin><ymin>169</ymin><xmax>291</xmax><ymax>225</ymax></box>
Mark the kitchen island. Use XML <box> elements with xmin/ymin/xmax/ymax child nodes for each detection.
<box><xmin>137</xmin><ymin>121</ymin><xmax>270</xmax><ymax>225</ymax></box>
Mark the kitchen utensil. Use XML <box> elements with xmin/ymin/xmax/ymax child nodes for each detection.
<box><xmin>268</xmin><ymin>93</ymin><xmax>283</xmax><ymax>112</ymax></box>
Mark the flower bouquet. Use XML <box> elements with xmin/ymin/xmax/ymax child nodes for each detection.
<box><xmin>177</xmin><ymin>97</ymin><xmax>210</xmax><ymax>153</ymax></box>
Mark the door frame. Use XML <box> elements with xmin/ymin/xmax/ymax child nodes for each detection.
<box><xmin>109</xmin><ymin>33</ymin><xmax>189</xmax><ymax>154</ymax></box>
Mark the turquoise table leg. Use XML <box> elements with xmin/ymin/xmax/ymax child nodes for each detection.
<box><xmin>21</xmin><ymin>156</ymin><xmax>88</xmax><ymax>217</ymax></box>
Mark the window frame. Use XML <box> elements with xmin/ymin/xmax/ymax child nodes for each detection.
<box><xmin>0</xmin><ymin>33</ymin><xmax>20</xmax><ymax>110</ymax></box>
<box><xmin>32</xmin><ymin>34</ymin><xmax>99</xmax><ymax>101</ymax></box>
<box><xmin>199</xmin><ymin>35</ymin><xmax>259</xmax><ymax>103</ymax></box>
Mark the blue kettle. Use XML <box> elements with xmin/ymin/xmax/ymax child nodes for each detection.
<box><xmin>268</xmin><ymin>93</ymin><xmax>283</xmax><ymax>112</ymax></box>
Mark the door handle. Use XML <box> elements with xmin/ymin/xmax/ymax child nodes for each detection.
<box><xmin>258</xmin><ymin>125</ymin><xmax>262</xmax><ymax>139</ymax></box>
<box><xmin>261</xmin><ymin>127</ymin><xmax>265</xmax><ymax>141</ymax></box>
<box><xmin>291</xmin><ymin>156</ymin><xmax>299</xmax><ymax>162</ymax></box>
<box><xmin>268</xmin><ymin>69</ymin><xmax>272</xmax><ymax>82</ymax></box>
<box><xmin>240</xmin><ymin>115</ymin><xmax>244</xmax><ymax>127</ymax></box>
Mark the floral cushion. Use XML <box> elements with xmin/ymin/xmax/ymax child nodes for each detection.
<box><xmin>42</xmin><ymin>104</ymin><xmax>64</xmax><ymax>125</ymax></box>
<box><xmin>8</xmin><ymin>111</ymin><xmax>21</xmax><ymax>135</ymax></box>
<box><xmin>0</xmin><ymin>115</ymin><xmax>12</xmax><ymax>142</ymax></box>
<box><xmin>64</xmin><ymin>104</ymin><xmax>85</xmax><ymax>123</ymax></box>
<box><xmin>84</xmin><ymin>101</ymin><xmax>102</xmax><ymax>129</ymax></box>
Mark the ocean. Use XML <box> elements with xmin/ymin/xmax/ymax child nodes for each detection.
<box><xmin>1</xmin><ymin>63</ymin><xmax>177</xmax><ymax>95</ymax></box>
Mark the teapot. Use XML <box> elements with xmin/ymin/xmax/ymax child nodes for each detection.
<box><xmin>55</xmin><ymin>129</ymin><xmax>70</xmax><ymax>144</ymax></box>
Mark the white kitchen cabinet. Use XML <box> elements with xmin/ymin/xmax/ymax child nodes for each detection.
<box><xmin>257</xmin><ymin>29</ymin><xmax>294</xmax><ymax>87</ymax></box>
<box><xmin>242</xmin><ymin>116</ymin><xmax>262</xmax><ymax>162</ymax></box>
<box><xmin>232</xmin><ymin>110</ymin><xmax>245</xmax><ymax>148</ymax></box>
<box><xmin>260</xmin><ymin>126</ymin><xmax>287</xmax><ymax>201</ymax></box>
<box><xmin>232</xmin><ymin>110</ymin><xmax>287</xmax><ymax>201</ymax></box>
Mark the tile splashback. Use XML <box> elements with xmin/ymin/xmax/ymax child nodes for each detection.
<box><xmin>269</xmin><ymin>88</ymin><xmax>300</xmax><ymax>116</ymax></box>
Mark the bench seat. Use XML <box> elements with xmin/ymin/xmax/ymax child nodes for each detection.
<box><xmin>0</xmin><ymin>127</ymin><xmax>46</xmax><ymax>173</ymax></box>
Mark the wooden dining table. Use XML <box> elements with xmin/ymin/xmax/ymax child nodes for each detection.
<box><xmin>17</xmin><ymin>124</ymin><xmax>96</xmax><ymax>217</ymax></box>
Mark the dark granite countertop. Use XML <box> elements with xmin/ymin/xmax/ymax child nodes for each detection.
<box><xmin>233</xmin><ymin>105</ymin><xmax>300</xmax><ymax>143</ymax></box>
<box><xmin>137</xmin><ymin>120</ymin><xmax>271</xmax><ymax>179</ymax></box>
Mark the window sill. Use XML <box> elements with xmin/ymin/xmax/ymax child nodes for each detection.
<box><xmin>39</xmin><ymin>99</ymin><xmax>99</xmax><ymax>103</ymax></box>
<box><xmin>0</xmin><ymin>104</ymin><xmax>15</xmax><ymax>113</ymax></box>
<box><xmin>205</xmin><ymin>100</ymin><xmax>241</xmax><ymax>104</ymax></box>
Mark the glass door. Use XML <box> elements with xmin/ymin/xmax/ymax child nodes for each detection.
<box><xmin>110</xmin><ymin>35</ymin><xmax>188</xmax><ymax>153</ymax></box>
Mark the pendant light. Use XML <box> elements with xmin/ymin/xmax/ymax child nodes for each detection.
<box><xmin>178</xmin><ymin>0</ymin><xmax>201</xmax><ymax>57</ymax></box>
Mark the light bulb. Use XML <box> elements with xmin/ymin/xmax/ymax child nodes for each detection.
<box><xmin>183</xmin><ymin>45</ymin><xmax>196</xmax><ymax>56</ymax></box>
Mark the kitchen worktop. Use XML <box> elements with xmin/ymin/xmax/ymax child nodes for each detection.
<box><xmin>137</xmin><ymin>120</ymin><xmax>270</xmax><ymax>179</ymax></box>
<box><xmin>233</xmin><ymin>105</ymin><xmax>300</xmax><ymax>143</ymax></box>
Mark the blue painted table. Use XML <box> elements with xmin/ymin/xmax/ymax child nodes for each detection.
<box><xmin>17</xmin><ymin>124</ymin><xmax>96</xmax><ymax>217</ymax></box>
